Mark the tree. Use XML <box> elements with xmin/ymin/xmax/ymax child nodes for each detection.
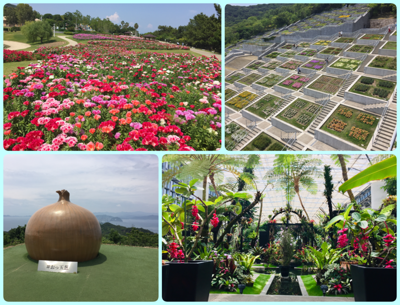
<box><xmin>108</xmin><ymin>229</ymin><xmax>122</xmax><ymax>243</ymax></box>
<box><xmin>271</xmin><ymin>155</ymin><xmax>322</xmax><ymax>221</ymax></box>
<box><xmin>134</xmin><ymin>23</ymin><xmax>139</xmax><ymax>36</ymax></box>
<box><xmin>22</xmin><ymin>20</ymin><xmax>53</xmax><ymax>43</ymax></box>
<box><xmin>330</xmin><ymin>154</ymin><xmax>355</xmax><ymax>202</ymax></box>
<box><xmin>4</xmin><ymin>7</ymin><xmax>18</xmax><ymax>27</ymax></box>
<box><xmin>16</xmin><ymin>3</ymin><xmax>35</xmax><ymax>25</ymax></box>
<box><xmin>323</xmin><ymin>165</ymin><xmax>334</xmax><ymax>221</ymax></box>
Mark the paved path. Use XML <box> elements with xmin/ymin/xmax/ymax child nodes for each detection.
<box><xmin>58</xmin><ymin>36</ymin><xmax>78</xmax><ymax>46</ymax></box>
<box><xmin>3</xmin><ymin>40</ymin><xmax>30</xmax><ymax>50</ymax></box>
<box><xmin>190</xmin><ymin>47</ymin><xmax>221</xmax><ymax>60</ymax></box>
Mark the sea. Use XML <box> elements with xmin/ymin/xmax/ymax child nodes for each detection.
<box><xmin>3</xmin><ymin>217</ymin><xmax>158</xmax><ymax>233</ymax></box>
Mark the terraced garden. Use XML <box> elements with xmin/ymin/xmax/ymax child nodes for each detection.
<box><xmin>279</xmin><ymin>51</ymin><xmax>298</xmax><ymax>58</ymax></box>
<box><xmin>277</xmin><ymin>74</ymin><xmax>310</xmax><ymax>91</ymax></box>
<box><xmin>308</xmin><ymin>75</ymin><xmax>343</xmax><ymax>94</ymax></box>
<box><xmin>225</xmin><ymin>122</ymin><xmax>247</xmax><ymax>150</ymax></box>
<box><xmin>242</xmin><ymin>133</ymin><xmax>286</xmax><ymax>151</ymax></box>
<box><xmin>225</xmin><ymin>73</ymin><xmax>244</xmax><ymax>84</ymax></box>
<box><xmin>319</xmin><ymin>47</ymin><xmax>342</xmax><ymax>55</ymax></box>
<box><xmin>225</xmin><ymin>88</ymin><xmax>238</xmax><ymax>100</ymax></box>
<box><xmin>298</xmin><ymin>42</ymin><xmax>311</xmax><ymax>47</ymax></box>
<box><xmin>226</xmin><ymin>91</ymin><xmax>258</xmax><ymax>111</ymax></box>
<box><xmin>247</xmin><ymin>61</ymin><xmax>266</xmax><ymax>70</ymax></box>
<box><xmin>297</xmin><ymin>49</ymin><xmax>318</xmax><ymax>56</ymax></box>
<box><xmin>347</xmin><ymin>44</ymin><xmax>373</xmax><ymax>53</ymax></box>
<box><xmin>360</xmin><ymin>34</ymin><xmax>385</xmax><ymax>40</ymax></box>
<box><xmin>321</xmin><ymin>105</ymin><xmax>379</xmax><ymax>148</ymax></box>
<box><xmin>276</xmin><ymin>99</ymin><xmax>321</xmax><ymax>130</ymax></box>
<box><xmin>256</xmin><ymin>74</ymin><xmax>284</xmax><ymax>88</ymax></box>
<box><xmin>302</xmin><ymin>59</ymin><xmax>326</xmax><ymax>70</ymax></box>
<box><xmin>331</xmin><ymin>58</ymin><xmax>362</xmax><ymax>70</ymax></box>
<box><xmin>382</xmin><ymin>41</ymin><xmax>396</xmax><ymax>50</ymax></box>
<box><xmin>334</xmin><ymin>37</ymin><xmax>355</xmax><ymax>43</ymax></box>
<box><xmin>279</xmin><ymin>60</ymin><xmax>303</xmax><ymax>70</ymax></box>
<box><xmin>349</xmin><ymin>76</ymin><xmax>396</xmax><ymax>100</ymax></box>
<box><xmin>281</xmin><ymin>44</ymin><xmax>294</xmax><ymax>50</ymax></box>
<box><xmin>265</xmin><ymin>51</ymin><xmax>281</xmax><ymax>58</ymax></box>
<box><xmin>263</xmin><ymin>60</ymin><xmax>281</xmax><ymax>70</ymax></box>
<box><xmin>237</xmin><ymin>73</ymin><xmax>264</xmax><ymax>85</ymax></box>
<box><xmin>368</xmin><ymin>56</ymin><xmax>396</xmax><ymax>70</ymax></box>
<box><xmin>245</xmin><ymin>94</ymin><xmax>283</xmax><ymax>119</ymax></box>
<box><xmin>313</xmin><ymin>40</ymin><xmax>331</xmax><ymax>46</ymax></box>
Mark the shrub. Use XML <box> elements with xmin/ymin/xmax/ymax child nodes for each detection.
<box><xmin>267</xmin><ymin>142</ymin><xmax>285</xmax><ymax>151</ymax></box>
<box><xmin>354</xmin><ymin>84</ymin><xmax>369</xmax><ymax>92</ymax></box>
<box><xmin>253</xmin><ymin>135</ymin><xmax>272</xmax><ymax>150</ymax></box>
<box><xmin>4</xmin><ymin>27</ymin><xmax>9</xmax><ymax>32</ymax></box>
<box><xmin>373</xmin><ymin>88</ymin><xmax>390</xmax><ymax>98</ymax></box>
<box><xmin>3</xmin><ymin>50</ymin><xmax>36</xmax><ymax>63</ymax></box>
<box><xmin>360</xmin><ymin>77</ymin><xmax>374</xmax><ymax>85</ymax></box>
<box><xmin>10</xmin><ymin>26</ymin><xmax>21</xmax><ymax>32</ymax></box>
<box><xmin>378</xmin><ymin>80</ymin><xmax>395</xmax><ymax>88</ymax></box>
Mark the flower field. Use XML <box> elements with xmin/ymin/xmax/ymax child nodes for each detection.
<box><xmin>308</xmin><ymin>75</ymin><xmax>343</xmax><ymax>94</ymax></box>
<box><xmin>279</xmin><ymin>60</ymin><xmax>303</xmax><ymax>70</ymax></box>
<box><xmin>73</xmin><ymin>34</ymin><xmax>120</xmax><ymax>41</ymax></box>
<box><xmin>331</xmin><ymin>58</ymin><xmax>362</xmax><ymax>70</ymax></box>
<box><xmin>226</xmin><ymin>91</ymin><xmax>258</xmax><ymax>111</ymax></box>
<box><xmin>297</xmin><ymin>49</ymin><xmax>317</xmax><ymax>57</ymax></box>
<box><xmin>3</xmin><ymin>43</ymin><xmax>221</xmax><ymax>151</ymax></box>
<box><xmin>4</xmin><ymin>50</ymin><xmax>37</xmax><ymax>63</ymax></box>
<box><xmin>347</xmin><ymin>45</ymin><xmax>373</xmax><ymax>53</ymax></box>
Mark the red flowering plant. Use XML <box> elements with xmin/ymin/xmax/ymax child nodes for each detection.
<box><xmin>325</xmin><ymin>202</ymin><xmax>396</xmax><ymax>268</ymax></box>
<box><xmin>321</xmin><ymin>263</ymin><xmax>352</xmax><ymax>295</ymax></box>
<box><xmin>162</xmin><ymin>178</ymin><xmax>253</xmax><ymax>263</ymax></box>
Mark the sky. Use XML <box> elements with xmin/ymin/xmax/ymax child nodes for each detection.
<box><xmin>3</xmin><ymin>155</ymin><xmax>158</xmax><ymax>216</ymax></box>
<box><xmin>24</xmin><ymin>3</ymin><xmax>217</xmax><ymax>32</ymax></box>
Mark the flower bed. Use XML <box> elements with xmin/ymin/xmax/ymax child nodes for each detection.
<box><xmin>321</xmin><ymin>106</ymin><xmax>378</xmax><ymax>148</ymax></box>
<box><xmin>237</xmin><ymin>73</ymin><xmax>263</xmax><ymax>86</ymax></box>
<box><xmin>242</xmin><ymin>132</ymin><xmax>286</xmax><ymax>151</ymax></box>
<box><xmin>298</xmin><ymin>42</ymin><xmax>311</xmax><ymax>48</ymax></box>
<box><xmin>368</xmin><ymin>56</ymin><xmax>396</xmax><ymax>70</ymax></box>
<box><xmin>4</xmin><ymin>50</ymin><xmax>36</xmax><ymax>63</ymax></box>
<box><xmin>313</xmin><ymin>40</ymin><xmax>331</xmax><ymax>46</ymax></box>
<box><xmin>3</xmin><ymin>44</ymin><xmax>220</xmax><ymax>151</ymax></box>
<box><xmin>225</xmin><ymin>88</ymin><xmax>238</xmax><ymax>100</ymax></box>
<box><xmin>349</xmin><ymin>76</ymin><xmax>396</xmax><ymax>100</ymax></box>
<box><xmin>308</xmin><ymin>75</ymin><xmax>343</xmax><ymax>94</ymax></box>
<box><xmin>225</xmin><ymin>122</ymin><xmax>247</xmax><ymax>150</ymax></box>
<box><xmin>277</xmin><ymin>75</ymin><xmax>310</xmax><ymax>91</ymax></box>
<box><xmin>225</xmin><ymin>73</ymin><xmax>244</xmax><ymax>84</ymax></box>
<box><xmin>281</xmin><ymin>44</ymin><xmax>294</xmax><ymax>50</ymax></box>
<box><xmin>302</xmin><ymin>59</ymin><xmax>326</xmax><ymax>70</ymax></box>
<box><xmin>347</xmin><ymin>45</ymin><xmax>373</xmax><ymax>53</ymax></box>
<box><xmin>319</xmin><ymin>47</ymin><xmax>342</xmax><ymax>55</ymax></box>
<box><xmin>263</xmin><ymin>61</ymin><xmax>281</xmax><ymax>70</ymax></box>
<box><xmin>360</xmin><ymin>34</ymin><xmax>384</xmax><ymax>40</ymax></box>
<box><xmin>226</xmin><ymin>91</ymin><xmax>258</xmax><ymax>111</ymax></box>
<box><xmin>276</xmin><ymin>99</ymin><xmax>321</xmax><ymax>129</ymax></box>
<box><xmin>255</xmin><ymin>74</ymin><xmax>284</xmax><ymax>88</ymax></box>
<box><xmin>297</xmin><ymin>49</ymin><xmax>317</xmax><ymax>57</ymax></box>
<box><xmin>279</xmin><ymin>60</ymin><xmax>303</xmax><ymax>70</ymax></box>
<box><xmin>265</xmin><ymin>52</ymin><xmax>281</xmax><ymax>59</ymax></box>
<box><xmin>330</xmin><ymin>58</ymin><xmax>362</xmax><ymax>70</ymax></box>
<box><xmin>382</xmin><ymin>42</ymin><xmax>396</xmax><ymax>50</ymax></box>
<box><xmin>73</xmin><ymin>34</ymin><xmax>119</xmax><ymax>41</ymax></box>
<box><xmin>245</xmin><ymin>94</ymin><xmax>283</xmax><ymax>119</ymax></box>
<box><xmin>247</xmin><ymin>61</ymin><xmax>266</xmax><ymax>70</ymax></box>
<box><xmin>334</xmin><ymin>37</ymin><xmax>355</xmax><ymax>43</ymax></box>
<box><xmin>86</xmin><ymin>39</ymin><xmax>189</xmax><ymax>50</ymax></box>
<box><xmin>279</xmin><ymin>51</ymin><xmax>297</xmax><ymax>58</ymax></box>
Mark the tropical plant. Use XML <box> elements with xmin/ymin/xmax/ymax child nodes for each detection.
<box><xmin>330</xmin><ymin>154</ymin><xmax>355</xmax><ymax>202</ymax></box>
<box><xmin>235</xmin><ymin>252</ymin><xmax>260</xmax><ymax>274</ymax></box>
<box><xmin>279</xmin><ymin>229</ymin><xmax>295</xmax><ymax>266</ymax></box>
<box><xmin>322</xmin><ymin>264</ymin><xmax>352</xmax><ymax>295</ymax></box>
<box><xmin>269</xmin><ymin>155</ymin><xmax>322</xmax><ymax>220</ymax></box>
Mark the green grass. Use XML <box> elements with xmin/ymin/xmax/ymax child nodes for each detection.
<box><xmin>4</xmin><ymin>60</ymin><xmax>38</xmax><ymax>77</ymax></box>
<box><xmin>383</xmin><ymin>41</ymin><xmax>396</xmax><ymax>50</ymax></box>
<box><xmin>210</xmin><ymin>274</ymin><xmax>270</xmax><ymax>294</ymax></box>
<box><xmin>321</xmin><ymin>105</ymin><xmax>379</xmax><ymax>148</ymax></box>
<box><xmin>4</xmin><ymin>31</ymin><xmax>68</xmax><ymax>51</ymax></box>
<box><xmin>245</xmin><ymin>94</ymin><xmax>283</xmax><ymax>119</ymax></box>
<box><xmin>4</xmin><ymin>244</ymin><xmax>158</xmax><ymax>301</ymax></box>
<box><xmin>242</xmin><ymin>133</ymin><xmax>286</xmax><ymax>151</ymax></box>
<box><xmin>349</xmin><ymin>76</ymin><xmax>396</xmax><ymax>100</ymax></box>
<box><xmin>301</xmin><ymin>275</ymin><xmax>354</xmax><ymax>298</ymax></box>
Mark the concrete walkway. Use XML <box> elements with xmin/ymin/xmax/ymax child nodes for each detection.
<box><xmin>190</xmin><ymin>47</ymin><xmax>221</xmax><ymax>60</ymax></box>
<box><xmin>58</xmin><ymin>36</ymin><xmax>78</xmax><ymax>46</ymax></box>
<box><xmin>3</xmin><ymin>40</ymin><xmax>30</xmax><ymax>50</ymax></box>
<box><xmin>209</xmin><ymin>294</ymin><xmax>355</xmax><ymax>302</ymax></box>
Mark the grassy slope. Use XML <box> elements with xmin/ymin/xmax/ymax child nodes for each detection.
<box><xmin>4</xmin><ymin>244</ymin><xmax>158</xmax><ymax>301</ymax></box>
<box><xmin>210</xmin><ymin>274</ymin><xmax>270</xmax><ymax>294</ymax></box>
<box><xmin>301</xmin><ymin>275</ymin><xmax>354</xmax><ymax>298</ymax></box>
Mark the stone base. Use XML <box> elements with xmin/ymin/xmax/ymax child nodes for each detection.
<box><xmin>364</xmin><ymin>66</ymin><xmax>396</xmax><ymax>77</ymax></box>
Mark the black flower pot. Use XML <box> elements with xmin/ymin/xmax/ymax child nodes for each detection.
<box><xmin>290</xmin><ymin>261</ymin><xmax>301</xmax><ymax>268</ymax></box>
<box><xmin>164</xmin><ymin>260</ymin><xmax>213</xmax><ymax>301</ymax></box>
<box><xmin>280</xmin><ymin>265</ymin><xmax>290</xmax><ymax>277</ymax></box>
<box><xmin>162</xmin><ymin>264</ymin><xmax>169</xmax><ymax>301</ymax></box>
<box><xmin>351</xmin><ymin>264</ymin><xmax>396</xmax><ymax>301</ymax></box>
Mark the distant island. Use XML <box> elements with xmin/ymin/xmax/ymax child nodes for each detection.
<box><xmin>96</xmin><ymin>215</ymin><xmax>123</xmax><ymax>222</ymax></box>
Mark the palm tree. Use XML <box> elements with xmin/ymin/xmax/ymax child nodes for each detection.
<box><xmin>270</xmin><ymin>155</ymin><xmax>322</xmax><ymax>221</ymax></box>
<box><xmin>134</xmin><ymin>23</ymin><xmax>139</xmax><ymax>36</ymax></box>
<box><xmin>330</xmin><ymin>154</ymin><xmax>355</xmax><ymax>202</ymax></box>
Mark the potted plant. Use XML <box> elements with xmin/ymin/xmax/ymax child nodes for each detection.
<box><xmin>162</xmin><ymin>179</ymin><xmax>256</xmax><ymax>301</ymax></box>
<box><xmin>278</xmin><ymin>229</ymin><xmax>294</xmax><ymax>277</ymax></box>
<box><xmin>326</xmin><ymin>157</ymin><xmax>397</xmax><ymax>301</ymax></box>
<box><xmin>235</xmin><ymin>252</ymin><xmax>259</xmax><ymax>286</ymax></box>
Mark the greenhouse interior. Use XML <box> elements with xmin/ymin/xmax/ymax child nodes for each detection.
<box><xmin>161</xmin><ymin>154</ymin><xmax>396</xmax><ymax>302</ymax></box>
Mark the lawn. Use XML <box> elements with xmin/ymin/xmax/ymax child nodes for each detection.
<box><xmin>321</xmin><ymin>105</ymin><xmax>379</xmax><ymax>148</ymax></box>
<box><xmin>276</xmin><ymin>99</ymin><xmax>322</xmax><ymax>130</ymax></box>
<box><xmin>4</xmin><ymin>31</ymin><xmax>69</xmax><ymax>51</ymax></box>
<box><xmin>308</xmin><ymin>75</ymin><xmax>344</xmax><ymax>94</ymax></box>
<box><xmin>245</xmin><ymin>94</ymin><xmax>284</xmax><ymax>119</ymax></box>
<box><xmin>4</xmin><ymin>244</ymin><xmax>158</xmax><ymax>301</ymax></box>
<box><xmin>242</xmin><ymin>133</ymin><xmax>286</xmax><ymax>151</ymax></box>
<box><xmin>334</xmin><ymin>37</ymin><xmax>355</xmax><ymax>43</ymax></box>
<box><xmin>368</xmin><ymin>56</ymin><xmax>396</xmax><ymax>70</ymax></box>
<box><xmin>4</xmin><ymin>60</ymin><xmax>37</xmax><ymax>77</ymax></box>
<box><xmin>226</xmin><ymin>91</ymin><xmax>259</xmax><ymax>111</ymax></box>
<box><xmin>210</xmin><ymin>274</ymin><xmax>270</xmax><ymax>294</ymax></box>
<box><xmin>301</xmin><ymin>275</ymin><xmax>354</xmax><ymax>298</ymax></box>
<box><xmin>382</xmin><ymin>41</ymin><xmax>396</xmax><ymax>50</ymax></box>
<box><xmin>349</xmin><ymin>76</ymin><xmax>396</xmax><ymax>100</ymax></box>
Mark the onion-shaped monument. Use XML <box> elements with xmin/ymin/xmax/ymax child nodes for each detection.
<box><xmin>25</xmin><ymin>190</ymin><xmax>102</xmax><ymax>262</ymax></box>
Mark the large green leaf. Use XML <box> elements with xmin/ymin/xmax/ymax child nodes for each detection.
<box><xmin>325</xmin><ymin>215</ymin><xmax>345</xmax><ymax>231</ymax></box>
<box><xmin>339</xmin><ymin>157</ymin><xmax>396</xmax><ymax>193</ymax></box>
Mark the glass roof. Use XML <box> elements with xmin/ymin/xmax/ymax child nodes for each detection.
<box><xmin>220</xmin><ymin>154</ymin><xmax>384</xmax><ymax>223</ymax></box>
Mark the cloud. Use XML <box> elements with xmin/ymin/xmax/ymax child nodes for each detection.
<box><xmin>117</xmin><ymin>204</ymin><xmax>121</xmax><ymax>207</ymax></box>
<box><xmin>147</xmin><ymin>23</ymin><xmax>153</xmax><ymax>29</ymax></box>
<box><xmin>106</xmin><ymin>12</ymin><xmax>120</xmax><ymax>23</ymax></box>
